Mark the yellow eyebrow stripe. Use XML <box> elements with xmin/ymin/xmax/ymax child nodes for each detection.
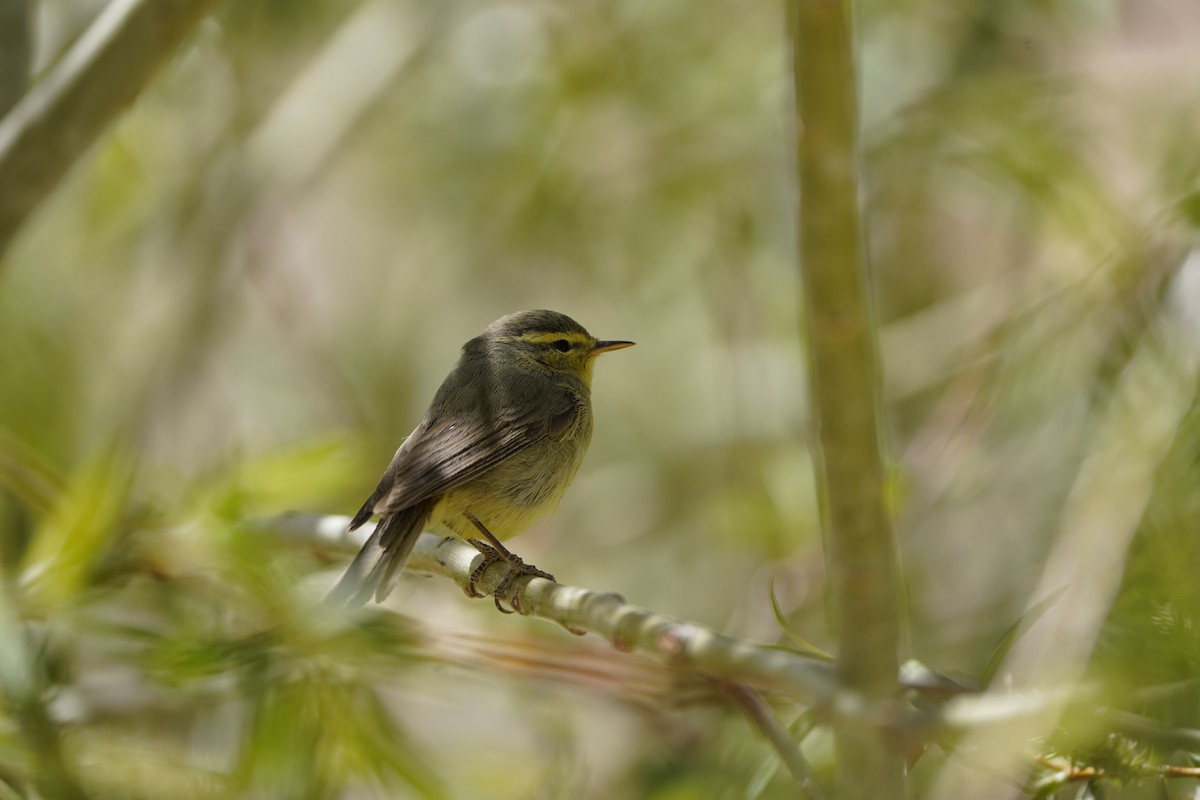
<box><xmin>520</xmin><ymin>332</ymin><xmax>592</xmax><ymax>347</ymax></box>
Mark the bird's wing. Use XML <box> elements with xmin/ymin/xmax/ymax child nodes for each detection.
<box><xmin>349</xmin><ymin>386</ymin><xmax>580</xmax><ymax>529</ymax></box>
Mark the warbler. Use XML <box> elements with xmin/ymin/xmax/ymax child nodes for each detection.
<box><xmin>326</xmin><ymin>309</ymin><xmax>633</xmax><ymax>611</ymax></box>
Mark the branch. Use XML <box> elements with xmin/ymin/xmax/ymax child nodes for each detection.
<box><xmin>789</xmin><ymin>0</ymin><xmax>903</xmax><ymax>795</ymax></box>
<box><xmin>269</xmin><ymin>513</ymin><xmax>1200</xmax><ymax>783</ymax></box>
<box><xmin>269</xmin><ymin>513</ymin><xmax>838</xmax><ymax>705</ymax></box>
<box><xmin>716</xmin><ymin>681</ymin><xmax>827</xmax><ymax>799</ymax></box>
<box><xmin>0</xmin><ymin>0</ymin><xmax>221</xmax><ymax>260</ymax></box>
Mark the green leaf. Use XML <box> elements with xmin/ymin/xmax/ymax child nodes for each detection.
<box><xmin>767</xmin><ymin>577</ymin><xmax>834</xmax><ymax>661</ymax></box>
<box><xmin>20</xmin><ymin>448</ymin><xmax>135</xmax><ymax>609</ymax></box>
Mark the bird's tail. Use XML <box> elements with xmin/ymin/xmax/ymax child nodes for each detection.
<box><xmin>324</xmin><ymin>498</ymin><xmax>438</xmax><ymax>608</ymax></box>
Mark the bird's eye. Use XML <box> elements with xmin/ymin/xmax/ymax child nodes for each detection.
<box><xmin>551</xmin><ymin>339</ymin><xmax>571</xmax><ymax>352</ymax></box>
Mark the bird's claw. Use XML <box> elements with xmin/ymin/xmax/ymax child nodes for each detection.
<box><xmin>464</xmin><ymin>541</ymin><xmax>502</xmax><ymax>599</ymax></box>
<box><xmin>493</xmin><ymin>559</ymin><xmax>555</xmax><ymax>615</ymax></box>
<box><xmin>464</xmin><ymin>532</ymin><xmax>555</xmax><ymax>614</ymax></box>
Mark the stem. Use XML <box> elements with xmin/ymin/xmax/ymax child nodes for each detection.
<box><xmin>716</xmin><ymin>680</ymin><xmax>828</xmax><ymax>800</ymax></box>
<box><xmin>789</xmin><ymin>0</ymin><xmax>904</xmax><ymax>795</ymax></box>
<box><xmin>0</xmin><ymin>0</ymin><xmax>221</xmax><ymax>259</ymax></box>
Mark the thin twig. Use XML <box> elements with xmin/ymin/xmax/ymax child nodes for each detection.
<box><xmin>1036</xmin><ymin>754</ymin><xmax>1200</xmax><ymax>781</ymax></box>
<box><xmin>715</xmin><ymin>680</ymin><xmax>828</xmax><ymax>800</ymax></box>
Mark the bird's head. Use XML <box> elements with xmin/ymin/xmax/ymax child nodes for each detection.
<box><xmin>487</xmin><ymin>309</ymin><xmax>634</xmax><ymax>385</ymax></box>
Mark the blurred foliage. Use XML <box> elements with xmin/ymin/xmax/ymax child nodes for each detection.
<box><xmin>2</xmin><ymin>0</ymin><xmax>1200</xmax><ymax>797</ymax></box>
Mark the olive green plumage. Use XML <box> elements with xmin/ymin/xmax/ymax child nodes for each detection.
<box><xmin>327</xmin><ymin>310</ymin><xmax>633</xmax><ymax>608</ymax></box>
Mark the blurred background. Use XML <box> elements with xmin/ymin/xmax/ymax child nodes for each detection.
<box><xmin>2</xmin><ymin>0</ymin><xmax>1200</xmax><ymax>797</ymax></box>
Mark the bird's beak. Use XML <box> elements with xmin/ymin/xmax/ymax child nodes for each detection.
<box><xmin>592</xmin><ymin>340</ymin><xmax>635</xmax><ymax>355</ymax></box>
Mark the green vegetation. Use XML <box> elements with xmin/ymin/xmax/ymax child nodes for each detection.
<box><xmin>2</xmin><ymin>0</ymin><xmax>1200</xmax><ymax>797</ymax></box>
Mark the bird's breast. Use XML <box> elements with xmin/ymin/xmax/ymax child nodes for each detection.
<box><xmin>433</xmin><ymin>398</ymin><xmax>593</xmax><ymax>542</ymax></box>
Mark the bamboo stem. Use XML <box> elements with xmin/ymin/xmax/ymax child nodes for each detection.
<box><xmin>789</xmin><ymin>0</ymin><xmax>905</xmax><ymax>795</ymax></box>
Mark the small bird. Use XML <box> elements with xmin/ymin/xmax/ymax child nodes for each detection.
<box><xmin>327</xmin><ymin>310</ymin><xmax>633</xmax><ymax>611</ymax></box>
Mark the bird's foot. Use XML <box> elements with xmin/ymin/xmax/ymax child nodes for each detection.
<box><xmin>462</xmin><ymin>512</ymin><xmax>556</xmax><ymax>614</ymax></box>
<box><xmin>464</xmin><ymin>540</ymin><xmax>503</xmax><ymax>599</ymax></box>
<box><xmin>493</xmin><ymin>557</ymin><xmax>555</xmax><ymax>615</ymax></box>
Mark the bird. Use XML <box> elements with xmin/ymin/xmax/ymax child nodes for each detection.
<box><xmin>326</xmin><ymin>309</ymin><xmax>633</xmax><ymax>612</ymax></box>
